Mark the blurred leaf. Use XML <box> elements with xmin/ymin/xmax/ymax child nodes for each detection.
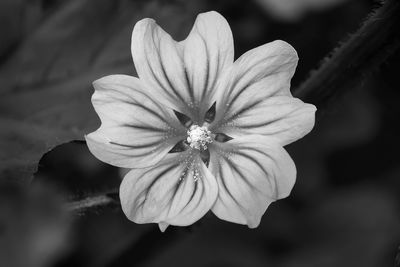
<box><xmin>396</xmin><ymin>246</ymin><xmax>400</xmax><ymax>267</ymax></box>
<box><xmin>0</xmin><ymin>183</ymin><xmax>70</xmax><ymax>267</ymax></box>
<box><xmin>0</xmin><ymin>0</ymin><xmax>199</xmax><ymax>184</ymax></box>
<box><xmin>35</xmin><ymin>141</ymin><xmax>121</xmax><ymax>200</ymax></box>
<box><xmin>110</xmin><ymin>220</ymin><xmax>276</xmax><ymax>267</ymax></box>
<box><xmin>61</xmin><ymin>206</ymin><xmax>153</xmax><ymax>267</ymax></box>
<box><xmin>281</xmin><ymin>186</ymin><xmax>400</xmax><ymax>267</ymax></box>
<box><xmin>253</xmin><ymin>0</ymin><xmax>349</xmax><ymax>22</ymax></box>
<box><xmin>0</xmin><ymin>0</ymin><xmax>24</xmax><ymax>57</ymax></box>
<box><xmin>0</xmin><ymin>0</ymin><xmax>44</xmax><ymax>58</ymax></box>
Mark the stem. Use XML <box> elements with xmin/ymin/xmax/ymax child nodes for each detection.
<box><xmin>66</xmin><ymin>192</ymin><xmax>118</xmax><ymax>212</ymax></box>
<box><xmin>294</xmin><ymin>0</ymin><xmax>400</xmax><ymax>109</ymax></box>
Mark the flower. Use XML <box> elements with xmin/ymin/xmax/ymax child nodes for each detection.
<box><xmin>85</xmin><ymin>11</ymin><xmax>316</xmax><ymax>231</ymax></box>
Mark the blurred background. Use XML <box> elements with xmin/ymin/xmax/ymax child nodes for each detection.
<box><xmin>1</xmin><ymin>0</ymin><xmax>400</xmax><ymax>266</ymax></box>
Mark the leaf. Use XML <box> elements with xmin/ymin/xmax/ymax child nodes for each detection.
<box><xmin>253</xmin><ymin>0</ymin><xmax>348</xmax><ymax>22</ymax></box>
<box><xmin>0</xmin><ymin>0</ymin><xmax>199</xmax><ymax>184</ymax></box>
<box><xmin>0</xmin><ymin>183</ymin><xmax>70</xmax><ymax>267</ymax></box>
<box><xmin>280</xmin><ymin>187</ymin><xmax>400</xmax><ymax>267</ymax></box>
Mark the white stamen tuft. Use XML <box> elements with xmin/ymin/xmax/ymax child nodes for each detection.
<box><xmin>187</xmin><ymin>125</ymin><xmax>213</xmax><ymax>150</ymax></box>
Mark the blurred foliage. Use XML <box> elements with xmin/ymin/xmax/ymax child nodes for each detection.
<box><xmin>253</xmin><ymin>0</ymin><xmax>349</xmax><ymax>21</ymax></box>
<box><xmin>1</xmin><ymin>0</ymin><xmax>400</xmax><ymax>267</ymax></box>
<box><xmin>0</xmin><ymin>0</ymin><xmax>201</xmax><ymax>184</ymax></box>
<box><xmin>0</xmin><ymin>183</ymin><xmax>70</xmax><ymax>267</ymax></box>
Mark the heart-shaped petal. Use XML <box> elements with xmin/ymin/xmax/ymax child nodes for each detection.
<box><xmin>214</xmin><ymin>96</ymin><xmax>316</xmax><ymax>145</ymax></box>
<box><xmin>209</xmin><ymin>135</ymin><xmax>296</xmax><ymax>228</ymax></box>
<box><xmin>120</xmin><ymin>149</ymin><xmax>218</xmax><ymax>228</ymax></box>
<box><xmin>131</xmin><ymin>12</ymin><xmax>234</xmax><ymax>123</ymax></box>
<box><xmin>181</xmin><ymin>11</ymin><xmax>234</xmax><ymax>122</ymax></box>
<box><xmin>210</xmin><ymin>40</ymin><xmax>313</xmax><ymax>145</ymax></box>
<box><xmin>86</xmin><ymin>75</ymin><xmax>186</xmax><ymax>168</ymax></box>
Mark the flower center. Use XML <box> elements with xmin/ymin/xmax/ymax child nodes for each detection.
<box><xmin>186</xmin><ymin>125</ymin><xmax>213</xmax><ymax>150</ymax></box>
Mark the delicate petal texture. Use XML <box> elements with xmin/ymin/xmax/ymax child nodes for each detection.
<box><xmin>120</xmin><ymin>150</ymin><xmax>218</xmax><ymax>227</ymax></box>
<box><xmin>131</xmin><ymin>19</ymin><xmax>192</xmax><ymax>117</ymax></box>
<box><xmin>85</xmin><ymin>11</ymin><xmax>314</xmax><ymax>230</ymax></box>
<box><xmin>131</xmin><ymin>12</ymin><xmax>234</xmax><ymax>123</ymax></box>
<box><xmin>85</xmin><ymin>75</ymin><xmax>186</xmax><ymax>168</ymax></box>
<box><xmin>211</xmin><ymin>41</ymin><xmax>301</xmax><ymax>140</ymax></box>
<box><xmin>209</xmin><ymin>136</ymin><xmax>296</xmax><ymax>228</ymax></box>
<box><xmin>182</xmin><ymin>11</ymin><xmax>234</xmax><ymax>121</ymax></box>
<box><xmin>215</xmin><ymin>96</ymin><xmax>316</xmax><ymax>145</ymax></box>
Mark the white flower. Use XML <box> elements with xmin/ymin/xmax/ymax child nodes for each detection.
<box><xmin>85</xmin><ymin>11</ymin><xmax>316</xmax><ymax>231</ymax></box>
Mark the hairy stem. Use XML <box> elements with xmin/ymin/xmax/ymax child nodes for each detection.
<box><xmin>294</xmin><ymin>0</ymin><xmax>400</xmax><ymax>110</ymax></box>
<box><xmin>66</xmin><ymin>192</ymin><xmax>118</xmax><ymax>212</ymax></box>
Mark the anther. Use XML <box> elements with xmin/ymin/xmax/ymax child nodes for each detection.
<box><xmin>186</xmin><ymin>125</ymin><xmax>213</xmax><ymax>150</ymax></box>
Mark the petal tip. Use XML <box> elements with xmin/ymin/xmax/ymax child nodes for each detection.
<box><xmin>309</xmin><ymin>103</ymin><xmax>317</xmax><ymax>112</ymax></box>
<box><xmin>200</xmin><ymin>10</ymin><xmax>224</xmax><ymax>18</ymax></box>
<box><xmin>247</xmin><ymin>223</ymin><xmax>260</xmax><ymax>229</ymax></box>
<box><xmin>84</xmin><ymin>132</ymin><xmax>99</xmax><ymax>149</ymax></box>
<box><xmin>92</xmin><ymin>75</ymin><xmax>115</xmax><ymax>88</ymax></box>
<box><xmin>246</xmin><ymin>215</ymin><xmax>262</xmax><ymax>229</ymax></box>
<box><xmin>271</xmin><ymin>39</ymin><xmax>299</xmax><ymax>60</ymax></box>
<box><xmin>158</xmin><ymin>222</ymin><xmax>169</xmax><ymax>232</ymax></box>
<box><xmin>133</xmin><ymin>17</ymin><xmax>156</xmax><ymax>29</ymax></box>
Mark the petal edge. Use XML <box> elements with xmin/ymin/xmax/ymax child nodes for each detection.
<box><xmin>209</xmin><ymin>136</ymin><xmax>296</xmax><ymax>228</ymax></box>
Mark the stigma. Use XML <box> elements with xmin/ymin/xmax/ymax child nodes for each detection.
<box><xmin>187</xmin><ymin>125</ymin><xmax>213</xmax><ymax>150</ymax></box>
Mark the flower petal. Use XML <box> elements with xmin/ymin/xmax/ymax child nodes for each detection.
<box><xmin>181</xmin><ymin>11</ymin><xmax>234</xmax><ymax>121</ymax></box>
<box><xmin>131</xmin><ymin>18</ymin><xmax>193</xmax><ymax>118</ymax></box>
<box><xmin>208</xmin><ymin>136</ymin><xmax>296</xmax><ymax>228</ymax></box>
<box><xmin>120</xmin><ymin>150</ymin><xmax>218</xmax><ymax>227</ymax></box>
<box><xmin>85</xmin><ymin>75</ymin><xmax>186</xmax><ymax>168</ymax></box>
<box><xmin>211</xmin><ymin>40</ymin><xmax>300</xmax><ymax>133</ymax></box>
<box><xmin>214</xmin><ymin>96</ymin><xmax>316</xmax><ymax>146</ymax></box>
<box><xmin>158</xmin><ymin>222</ymin><xmax>169</xmax><ymax>232</ymax></box>
<box><xmin>131</xmin><ymin>12</ymin><xmax>234</xmax><ymax>123</ymax></box>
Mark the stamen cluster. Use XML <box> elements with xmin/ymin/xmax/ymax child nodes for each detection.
<box><xmin>186</xmin><ymin>125</ymin><xmax>213</xmax><ymax>150</ymax></box>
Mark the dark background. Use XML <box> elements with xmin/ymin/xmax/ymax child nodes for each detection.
<box><xmin>1</xmin><ymin>0</ymin><xmax>400</xmax><ymax>266</ymax></box>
